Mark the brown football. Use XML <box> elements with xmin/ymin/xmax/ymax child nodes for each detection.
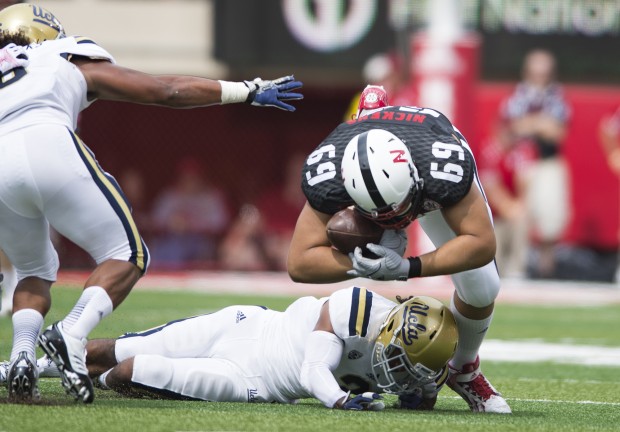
<box><xmin>326</xmin><ymin>207</ymin><xmax>384</xmax><ymax>254</ymax></box>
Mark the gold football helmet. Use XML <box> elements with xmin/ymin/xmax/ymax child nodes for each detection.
<box><xmin>0</xmin><ymin>3</ymin><xmax>65</xmax><ymax>43</ymax></box>
<box><xmin>372</xmin><ymin>295</ymin><xmax>458</xmax><ymax>394</ymax></box>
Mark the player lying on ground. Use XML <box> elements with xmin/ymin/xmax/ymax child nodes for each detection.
<box><xmin>2</xmin><ymin>287</ymin><xmax>457</xmax><ymax>410</ymax></box>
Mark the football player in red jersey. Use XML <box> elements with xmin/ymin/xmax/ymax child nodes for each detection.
<box><xmin>0</xmin><ymin>3</ymin><xmax>302</xmax><ymax>404</ymax></box>
<box><xmin>287</xmin><ymin>87</ymin><xmax>511</xmax><ymax>414</ymax></box>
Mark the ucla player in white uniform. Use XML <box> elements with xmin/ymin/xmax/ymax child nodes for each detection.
<box><xmin>40</xmin><ymin>287</ymin><xmax>456</xmax><ymax>410</ymax></box>
<box><xmin>0</xmin><ymin>3</ymin><xmax>302</xmax><ymax>404</ymax></box>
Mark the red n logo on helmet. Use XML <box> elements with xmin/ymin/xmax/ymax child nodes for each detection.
<box><xmin>390</xmin><ymin>150</ymin><xmax>407</xmax><ymax>163</ymax></box>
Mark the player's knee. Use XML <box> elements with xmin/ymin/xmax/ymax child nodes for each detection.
<box><xmin>454</xmin><ymin>265</ymin><xmax>500</xmax><ymax>308</ymax></box>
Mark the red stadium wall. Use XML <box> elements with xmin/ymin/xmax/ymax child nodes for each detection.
<box><xmin>473</xmin><ymin>84</ymin><xmax>620</xmax><ymax>250</ymax></box>
<box><xmin>75</xmin><ymin>84</ymin><xmax>620</xmax><ymax>268</ymax></box>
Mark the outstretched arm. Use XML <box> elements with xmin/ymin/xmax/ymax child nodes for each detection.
<box><xmin>74</xmin><ymin>59</ymin><xmax>302</xmax><ymax>111</ymax></box>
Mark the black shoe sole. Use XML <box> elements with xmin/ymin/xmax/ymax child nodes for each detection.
<box><xmin>7</xmin><ymin>354</ymin><xmax>40</xmax><ymax>403</ymax></box>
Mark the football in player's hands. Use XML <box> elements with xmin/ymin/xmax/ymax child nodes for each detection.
<box><xmin>326</xmin><ymin>207</ymin><xmax>384</xmax><ymax>255</ymax></box>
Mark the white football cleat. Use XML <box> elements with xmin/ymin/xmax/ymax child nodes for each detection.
<box><xmin>447</xmin><ymin>357</ymin><xmax>511</xmax><ymax>414</ymax></box>
<box><xmin>38</xmin><ymin>322</ymin><xmax>94</xmax><ymax>403</ymax></box>
<box><xmin>37</xmin><ymin>355</ymin><xmax>61</xmax><ymax>378</ymax></box>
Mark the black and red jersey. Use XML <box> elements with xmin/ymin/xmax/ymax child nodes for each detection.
<box><xmin>301</xmin><ymin>106</ymin><xmax>476</xmax><ymax>216</ymax></box>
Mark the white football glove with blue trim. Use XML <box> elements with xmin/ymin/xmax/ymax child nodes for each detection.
<box><xmin>244</xmin><ymin>75</ymin><xmax>303</xmax><ymax>111</ymax></box>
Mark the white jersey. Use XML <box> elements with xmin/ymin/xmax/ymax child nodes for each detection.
<box><xmin>0</xmin><ymin>36</ymin><xmax>147</xmax><ymax>282</ymax></box>
<box><xmin>0</xmin><ymin>36</ymin><xmax>114</xmax><ymax>134</ymax></box>
<box><xmin>114</xmin><ymin>287</ymin><xmax>397</xmax><ymax>403</ymax></box>
<box><xmin>329</xmin><ymin>287</ymin><xmax>396</xmax><ymax>393</ymax></box>
<box><xmin>258</xmin><ymin>287</ymin><xmax>396</xmax><ymax>399</ymax></box>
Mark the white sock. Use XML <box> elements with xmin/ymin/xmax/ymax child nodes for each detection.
<box><xmin>62</xmin><ymin>286</ymin><xmax>113</xmax><ymax>340</ymax></box>
<box><xmin>98</xmin><ymin>368</ymin><xmax>113</xmax><ymax>390</ymax></box>
<box><xmin>10</xmin><ymin>309</ymin><xmax>44</xmax><ymax>362</ymax></box>
<box><xmin>449</xmin><ymin>297</ymin><xmax>493</xmax><ymax>370</ymax></box>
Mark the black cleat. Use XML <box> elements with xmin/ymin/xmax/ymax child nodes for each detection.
<box><xmin>7</xmin><ymin>351</ymin><xmax>40</xmax><ymax>403</ymax></box>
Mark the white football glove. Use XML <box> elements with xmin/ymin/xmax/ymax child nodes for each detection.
<box><xmin>244</xmin><ymin>75</ymin><xmax>303</xmax><ymax>111</ymax></box>
<box><xmin>0</xmin><ymin>43</ymin><xmax>29</xmax><ymax>74</ymax></box>
<box><xmin>379</xmin><ymin>229</ymin><xmax>408</xmax><ymax>256</ymax></box>
<box><xmin>348</xmin><ymin>244</ymin><xmax>410</xmax><ymax>281</ymax></box>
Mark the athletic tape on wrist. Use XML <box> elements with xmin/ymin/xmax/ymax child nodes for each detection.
<box><xmin>218</xmin><ymin>80</ymin><xmax>250</xmax><ymax>104</ymax></box>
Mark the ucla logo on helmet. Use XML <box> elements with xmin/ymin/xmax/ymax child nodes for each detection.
<box><xmin>401</xmin><ymin>304</ymin><xmax>429</xmax><ymax>346</ymax></box>
<box><xmin>31</xmin><ymin>5</ymin><xmax>62</xmax><ymax>31</ymax></box>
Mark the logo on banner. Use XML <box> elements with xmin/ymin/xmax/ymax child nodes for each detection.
<box><xmin>282</xmin><ymin>0</ymin><xmax>377</xmax><ymax>52</ymax></box>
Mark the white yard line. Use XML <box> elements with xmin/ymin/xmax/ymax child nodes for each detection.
<box><xmin>480</xmin><ymin>340</ymin><xmax>620</xmax><ymax>366</ymax></box>
<box><xmin>440</xmin><ymin>396</ymin><xmax>620</xmax><ymax>406</ymax></box>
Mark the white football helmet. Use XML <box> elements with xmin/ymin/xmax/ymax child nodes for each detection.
<box><xmin>0</xmin><ymin>3</ymin><xmax>65</xmax><ymax>43</ymax></box>
<box><xmin>341</xmin><ymin>128</ymin><xmax>424</xmax><ymax>229</ymax></box>
<box><xmin>372</xmin><ymin>296</ymin><xmax>458</xmax><ymax>394</ymax></box>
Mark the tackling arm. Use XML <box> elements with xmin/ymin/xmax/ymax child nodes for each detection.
<box><xmin>299</xmin><ymin>301</ymin><xmax>348</xmax><ymax>408</ymax></box>
<box><xmin>287</xmin><ymin>203</ymin><xmax>354</xmax><ymax>283</ymax></box>
<box><xmin>74</xmin><ymin>59</ymin><xmax>302</xmax><ymax>111</ymax></box>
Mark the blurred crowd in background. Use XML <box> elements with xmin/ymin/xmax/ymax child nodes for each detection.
<box><xmin>2</xmin><ymin>0</ymin><xmax>619</xmax><ymax>287</ymax></box>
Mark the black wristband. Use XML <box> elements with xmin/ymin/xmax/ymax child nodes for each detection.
<box><xmin>407</xmin><ymin>256</ymin><xmax>422</xmax><ymax>278</ymax></box>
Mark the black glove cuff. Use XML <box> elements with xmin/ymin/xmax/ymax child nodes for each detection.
<box><xmin>243</xmin><ymin>81</ymin><xmax>256</xmax><ymax>103</ymax></box>
<box><xmin>407</xmin><ymin>256</ymin><xmax>422</xmax><ymax>278</ymax></box>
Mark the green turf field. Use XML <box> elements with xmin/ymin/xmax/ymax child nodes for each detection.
<box><xmin>1</xmin><ymin>286</ymin><xmax>618</xmax><ymax>432</ymax></box>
